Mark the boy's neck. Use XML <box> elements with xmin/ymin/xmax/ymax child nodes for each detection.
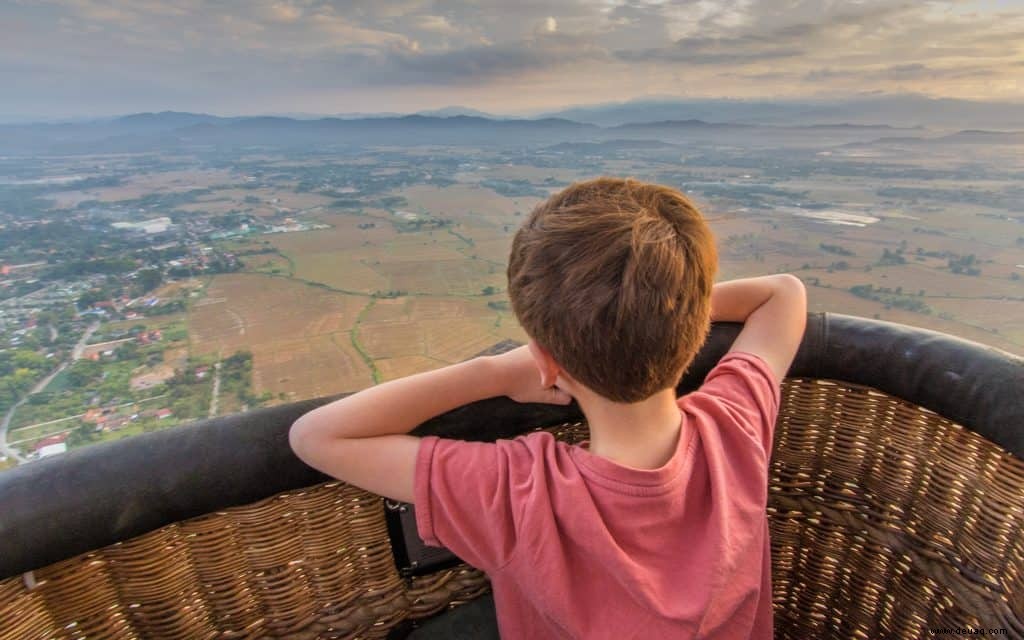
<box><xmin>575</xmin><ymin>387</ymin><xmax>683</xmax><ymax>471</ymax></box>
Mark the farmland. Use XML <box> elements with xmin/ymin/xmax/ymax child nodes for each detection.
<box><xmin>3</xmin><ymin>119</ymin><xmax>1023</xmax><ymax>462</ymax></box>
<box><xmin>189</xmin><ymin>273</ymin><xmax>369</xmax><ymax>401</ymax></box>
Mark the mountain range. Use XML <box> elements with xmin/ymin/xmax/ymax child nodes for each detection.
<box><xmin>1</xmin><ymin>94</ymin><xmax>1022</xmax><ymax>155</ymax></box>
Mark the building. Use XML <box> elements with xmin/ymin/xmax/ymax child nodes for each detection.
<box><xmin>34</xmin><ymin>434</ymin><xmax>68</xmax><ymax>458</ymax></box>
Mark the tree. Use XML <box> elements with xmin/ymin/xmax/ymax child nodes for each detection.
<box><xmin>117</xmin><ymin>341</ymin><xmax>140</xmax><ymax>360</ymax></box>
<box><xmin>136</xmin><ymin>268</ymin><xmax>163</xmax><ymax>294</ymax></box>
<box><xmin>66</xmin><ymin>360</ymin><xmax>102</xmax><ymax>388</ymax></box>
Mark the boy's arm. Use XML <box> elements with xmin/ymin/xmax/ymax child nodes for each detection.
<box><xmin>289</xmin><ymin>357</ymin><xmax>501</xmax><ymax>503</ymax></box>
<box><xmin>709</xmin><ymin>274</ymin><xmax>808</xmax><ymax>382</ymax></box>
<box><xmin>288</xmin><ymin>346</ymin><xmax>570</xmax><ymax>504</ymax></box>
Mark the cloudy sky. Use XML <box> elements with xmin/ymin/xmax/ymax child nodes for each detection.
<box><xmin>3</xmin><ymin>0</ymin><xmax>1024</xmax><ymax>119</ymax></box>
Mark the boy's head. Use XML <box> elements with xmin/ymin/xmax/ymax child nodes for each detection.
<box><xmin>507</xmin><ymin>177</ymin><xmax>717</xmax><ymax>403</ymax></box>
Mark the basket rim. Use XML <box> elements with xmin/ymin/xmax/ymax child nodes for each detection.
<box><xmin>0</xmin><ymin>312</ymin><xmax>1020</xmax><ymax>579</ymax></box>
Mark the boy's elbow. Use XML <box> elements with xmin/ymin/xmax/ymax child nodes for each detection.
<box><xmin>775</xmin><ymin>273</ymin><xmax>805</xmax><ymax>295</ymax></box>
<box><xmin>776</xmin><ymin>274</ymin><xmax>808</xmax><ymax>308</ymax></box>
<box><xmin>289</xmin><ymin>415</ymin><xmax>318</xmax><ymax>463</ymax></box>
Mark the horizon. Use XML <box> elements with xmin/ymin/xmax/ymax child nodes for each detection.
<box><xmin>5</xmin><ymin>93</ymin><xmax>1024</xmax><ymax>129</ymax></box>
<box><xmin>4</xmin><ymin>1</ymin><xmax>1024</xmax><ymax>121</ymax></box>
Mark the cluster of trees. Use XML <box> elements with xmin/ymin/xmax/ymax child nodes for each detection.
<box><xmin>480</xmin><ymin>179</ymin><xmax>547</xmax><ymax>198</ymax></box>
<box><xmin>221</xmin><ymin>351</ymin><xmax>268</xmax><ymax>407</ymax></box>
<box><xmin>65</xmin><ymin>359</ymin><xmax>103</xmax><ymax>388</ymax></box>
<box><xmin>849</xmin><ymin>284</ymin><xmax>931</xmax><ymax>314</ymax></box>
<box><xmin>391</xmin><ymin>214</ymin><xmax>454</xmax><ymax>233</ymax></box>
<box><xmin>876</xmin><ymin>186</ymin><xmax>1024</xmax><ymax>213</ymax></box>
<box><xmin>374</xmin><ymin>289</ymin><xmax>409</xmax><ymax>298</ymax></box>
<box><xmin>141</xmin><ymin>300</ymin><xmax>187</xmax><ymax>317</ymax></box>
<box><xmin>76</xmin><ymin>286</ymin><xmax>116</xmax><ymax>310</ymax></box>
<box><xmin>878</xmin><ymin>248</ymin><xmax>907</xmax><ymax>266</ymax></box>
<box><xmin>0</xmin><ymin>349</ymin><xmax>52</xmax><ymax>412</ymax></box>
<box><xmin>167</xmin><ymin>255</ymin><xmax>241</xmax><ymax>278</ymax></box>
<box><xmin>819</xmin><ymin>243</ymin><xmax>855</xmax><ymax>256</ymax></box>
<box><xmin>209</xmin><ymin>213</ymin><xmax>251</xmax><ymax>229</ymax></box>
<box><xmin>134</xmin><ymin>269</ymin><xmax>163</xmax><ymax>295</ymax></box>
<box><xmin>50</xmin><ymin>256</ymin><xmax>138</xmax><ymax>279</ymax></box>
<box><xmin>163</xmin><ymin>362</ymin><xmax>213</xmax><ymax>420</ymax></box>
<box><xmin>948</xmin><ymin>254</ymin><xmax>982</xmax><ymax>276</ymax></box>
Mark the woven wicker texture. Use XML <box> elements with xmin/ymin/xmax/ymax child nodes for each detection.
<box><xmin>1</xmin><ymin>380</ymin><xmax>1021</xmax><ymax>639</ymax></box>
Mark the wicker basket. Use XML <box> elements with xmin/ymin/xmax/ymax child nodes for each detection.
<box><xmin>1</xmin><ymin>314</ymin><xmax>1021</xmax><ymax>639</ymax></box>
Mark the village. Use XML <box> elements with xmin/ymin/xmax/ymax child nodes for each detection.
<box><xmin>0</xmin><ymin>188</ymin><xmax>287</xmax><ymax>467</ymax></box>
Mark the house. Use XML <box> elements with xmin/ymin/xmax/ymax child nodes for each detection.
<box><xmin>155</xmin><ymin>408</ymin><xmax>173</xmax><ymax>420</ymax></box>
<box><xmin>137</xmin><ymin>330</ymin><xmax>163</xmax><ymax>345</ymax></box>
<box><xmin>35</xmin><ymin>433</ymin><xmax>68</xmax><ymax>458</ymax></box>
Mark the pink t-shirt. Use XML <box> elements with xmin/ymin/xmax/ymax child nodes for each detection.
<box><xmin>414</xmin><ymin>351</ymin><xmax>781</xmax><ymax>639</ymax></box>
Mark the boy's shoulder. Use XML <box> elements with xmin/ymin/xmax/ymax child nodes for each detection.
<box><xmin>683</xmin><ymin>350</ymin><xmax>780</xmax><ymax>406</ymax></box>
<box><xmin>702</xmin><ymin>350</ymin><xmax>780</xmax><ymax>390</ymax></box>
<box><xmin>679</xmin><ymin>351</ymin><xmax>782</xmax><ymax>452</ymax></box>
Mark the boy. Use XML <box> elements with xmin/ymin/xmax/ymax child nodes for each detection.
<box><xmin>289</xmin><ymin>177</ymin><xmax>807</xmax><ymax>639</ymax></box>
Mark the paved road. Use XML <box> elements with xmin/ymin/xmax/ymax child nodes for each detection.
<box><xmin>72</xmin><ymin>322</ymin><xmax>101</xmax><ymax>360</ymax></box>
<box><xmin>0</xmin><ymin>398</ymin><xmax>31</xmax><ymax>464</ymax></box>
<box><xmin>1</xmin><ymin>321</ymin><xmax>100</xmax><ymax>466</ymax></box>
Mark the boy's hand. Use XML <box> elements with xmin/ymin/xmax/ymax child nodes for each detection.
<box><xmin>491</xmin><ymin>346</ymin><xmax>574</xmax><ymax>405</ymax></box>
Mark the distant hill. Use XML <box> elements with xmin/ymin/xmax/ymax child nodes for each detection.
<box><xmin>3</xmin><ymin>107</ymin><xmax>1022</xmax><ymax>156</ymax></box>
<box><xmin>0</xmin><ymin>112</ymin><xmax>601</xmax><ymax>154</ymax></box>
<box><xmin>845</xmin><ymin>129</ymin><xmax>1024</xmax><ymax>148</ymax></box>
<box><xmin>539</xmin><ymin>94</ymin><xmax>1024</xmax><ymax>129</ymax></box>
<box><xmin>415</xmin><ymin>106</ymin><xmax>503</xmax><ymax>119</ymax></box>
<box><xmin>112</xmin><ymin>111</ymin><xmax>224</xmax><ymax>131</ymax></box>
<box><xmin>936</xmin><ymin>129</ymin><xmax>1024</xmax><ymax>144</ymax></box>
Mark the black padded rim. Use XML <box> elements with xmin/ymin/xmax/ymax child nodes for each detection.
<box><xmin>0</xmin><ymin>312</ymin><xmax>1020</xmax><ymax>579</ymax></box>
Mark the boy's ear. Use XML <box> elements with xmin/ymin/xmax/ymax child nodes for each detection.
<box><xmin>527</xmin><ymin>340</ymin><xmax>561</xmax><ymax>388</ymax></box>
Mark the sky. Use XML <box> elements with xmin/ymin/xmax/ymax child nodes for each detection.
<box><xmin>3</xmin><ymin>0</ymin><xmax>1024</xmax><ymax>120</ymax></box>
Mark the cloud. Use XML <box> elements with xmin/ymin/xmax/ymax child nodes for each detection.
<box><xmin>268</xmin><ymin>2</ymin><xmax>302</xmax><ymax>23</ymax></box>
<box><xmin>417</xmin><ymin>15</ymin><xmax>458</xmax><ymax>35</ymax></box>
<box><xmin>2</xmin><ymin>0</ymin><xmax>1023</xmax><ymax>118</ymax></box>
<box><xmin>617</xmin><ymin>37</ymin><xmax>804</xmax><ymax>65</ymax></box>
<box><xmin>350</xmin><ymin>33</ymin><xmax>608</xmax><ymax>85</ymax></box>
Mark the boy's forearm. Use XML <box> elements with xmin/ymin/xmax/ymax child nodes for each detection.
<box><xmin>290</xmin><ymin>356</ymin><xmax>501</xmax><ymax>443</ymax></box>
<box><xmin>712</xmin><ymin>274</ymin><xmax>807</xmax><ymax>382</ymax></box>
<box><xmin>710</xmin><ymin>275</ymin><xmax>794</xmax><ymax>323</ymax></box>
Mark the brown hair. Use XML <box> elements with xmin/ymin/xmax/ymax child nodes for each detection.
<box><xmin>507</xmin><ymin>177</ymin><xmax>717</xmax><ymax>402</ymax></box>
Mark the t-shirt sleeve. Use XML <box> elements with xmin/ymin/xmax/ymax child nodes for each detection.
<box><xmin>413</xmin><ymin>435</ymin><xmax>521</xmax><ymax>573</ymax></box>
<box><xmin>688</xmin><ymin>351</ymin><xmax>782</xmax><ymax>456</ymax></box>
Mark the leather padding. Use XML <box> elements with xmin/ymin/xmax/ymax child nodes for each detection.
<box><xmin>1</xmin><ymin>313</ymin><xmax>1020</xmax><ymax>579</ymax></box>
